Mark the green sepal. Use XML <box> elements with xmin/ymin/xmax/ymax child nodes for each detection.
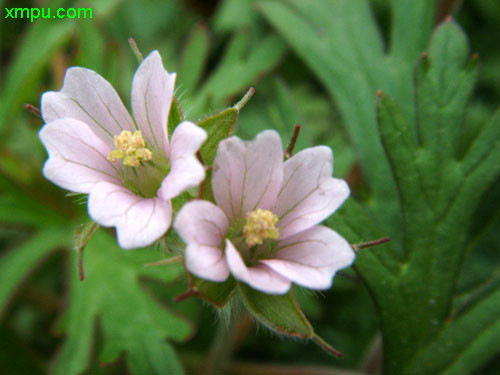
<box><xmin>238</xmin><ymin>284</ymin><xmax>343</xmax><ymax>356</ymax></box>
<box><xmin>200</xmin><ymin>168</ymin><xmax>215</xmax><ymax>202</ymax></box>
<box><xmin>74</xmin><ymin>221</ymin><xmax>100</xmax><ymax>281</ymax></box>
<box><xmin>74</xmin><ymin>221</ymin><xmax>99</xmax><ymax>252</ymax></box>
<box><xmin>181</xmin><ymin>274</ymin><xmax>236</xmax><ymax>308</ymax></box>
<box><xmin>238</xmin><ymin>284</ymin><xmax>312</xmax><ymax>338</ymax></box>
<box><xmin>167</xmin><ymin>97</ymin><xmax>184</xmax><ymax>137</ymax></box>
<box><xmin>171</xmin><ymin>189</ymin><xmax>196</xmax><ymax>214</ymax></box>
<box><xmin>195</xmin><ymin>87</ymin><xmax>255</xmax><ymax>168</ymax></box>
<box><xmin>196</xmin><ymin>107</ymin><xmax>238</xmax><ymax>166</ymax></box>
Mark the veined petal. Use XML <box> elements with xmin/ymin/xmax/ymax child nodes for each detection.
<box><xmin>158</xmin><ymin>121</ymin><xmax>206</xmax><ymax>200</ymax></box>
<box><xmin>212</xmin><ymin>130</ymin><xmax>283</xmax><ymax>222</ymax></box>
<box><xmin>273</xmin><ymin>146</ymin><xmax>350</xmax><ymax>238</ymax></box>
<box><xmin>225</xmin><ymin>240</ymin><xmax>291</xmax><ymax>294</ymax></box>
<box><xmin>131</xmin><ymin>51</ymin><xmax>175</xmax><ymax>154</ymax></box>
<box><xmin>39</xmin><ymin>118</ymin><xmax>120</xmax><ymax>194</ymax></box>
<box><xmin>41</xmin><ymin>67</ymin><xmax>135</xmax><ymax>145</ymax></box>
<box><xmin>88</xmin><ymin>182</ymin><xmax>172</xmax><ymax>249</ymax></box>
<box><xmin>174</xmin><ymin>200</ymin><xmax>230</xmax><ymax>281</ymax></box>
<box><xmin>260</xmin><ymin>226</ymin><xmax>355</xmax><ymax>290</ymax></box>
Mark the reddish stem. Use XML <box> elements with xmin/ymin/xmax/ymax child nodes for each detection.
<box><xmin>234</xmin><ymin>87</ymin><xmax>255</xmax><ymax>111</ymax></box>
<box><xmin>78</xmin><ymin>248</ymin><xmax>85</xmax><ymax>281</ymax></box>
<box><xmin>284</xmin><ymin>124</ymin><xmax>301</xmax><ymax>160</ymax></box>
<box><xmin>25</xmin><ymin>103</ymin><xmax>41</xmax><ymax>118</ymax></box>
<box><xmin>352</xmin><ymin>237</ymin><xmax>391</xmax><ymax>252</ymax></box>
<box><xmin>128</xmin><ymin>37</ymin><xmax>143</xmax><ymax>62</ymax></box>
<box><xmin>175</xmin><ymin>289</ymin><xmax>197</xmax><ymax>303</ymax></box>
<box><xmin>312</xmin><ymin>335</ymin><xmax>343</xmax><ymax>358</ymax></box>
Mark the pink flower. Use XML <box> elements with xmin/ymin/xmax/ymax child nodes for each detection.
<box><xmin>174</xmin><ymin>130</ymin><xmax>355</xmax><ymax>294</ymax></box>
<box><xmin>39</xmin><ymin>51</ymin><xmax>207</xmax><ymax>249</ymax></box>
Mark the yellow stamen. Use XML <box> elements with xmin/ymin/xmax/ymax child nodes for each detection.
<box><xmin>243</xmin><ymin>209</ymin><xmax>279</xmax><ymax>246</ymax></box>
<box><xmin>107</xmin><ymin>130</ymin><xmax>152</xmax><ymax>167</ymax></box>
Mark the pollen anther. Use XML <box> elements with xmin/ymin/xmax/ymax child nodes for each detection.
<box><xmin>243</xmin><ymin>209</ymin><xmax>279</xmax><ymax>246</ymax></box>
<box><xmin>107</xmin><ymin>130</ymin><xmax>152</xmax><ymax>167</ymax></box>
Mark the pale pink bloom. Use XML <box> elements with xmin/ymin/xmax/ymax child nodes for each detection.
<box><xmin>39</xmin><ymin>51</ymin><xmax>207</xmax><ymax>249</ymax></box>
<box><xmin>174</xmin><ymin>130</ymin><xmax>355</xmax><ymax>294</ymax></box>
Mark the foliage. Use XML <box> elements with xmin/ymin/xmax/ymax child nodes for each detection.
<box><xmin>1</xmin><ymin>0</ymin><xmax>499</xmax><ymax>374</ymax></box>
<box><xmin>260</xmin><ymin>0</ymin><xmax>500</xmax><ymax>373</ymax></box>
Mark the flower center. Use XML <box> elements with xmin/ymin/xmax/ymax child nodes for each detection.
<box><xmin>243</xmin><ymin>209</ymin><xmax>279</xmax><ymax>246</ymax></box>
<box><xmin>107</xmin><ymin>130</ymin><xmax>168</xmax><ymax>198</ymax></box>
<box><xmin>107</xmin><ymin>130</ymin><xmax>152</xmax><ymax>167</ymax></box>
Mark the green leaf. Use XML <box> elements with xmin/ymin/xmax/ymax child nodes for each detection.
<box><xmin>0</xmin><ymin>228</ymin><xmax>72</xmax><ymax>318</ymax></box>
<box><xmin>188</xmin><ymin>32</ymin><xmax>286</xmax><ymax>117</ymax></box>
<box><xmin>389</xmin><ymin>0</ymin><xmax>436</xmax><ymax>62</ymax></box>
<box><xmin>416</xmin><ymin>20</ymin><xmax>476</xmax><ymax>157</ymax></box>
<box><xmin>264</xmin><ymin>79</ymin><xmax>313</xmax><ymax>152</ymax></box>
<box><xmin>415</xmin><ymin>21</ymin><xmax>478</xmax><ymax>213</ymax></box>
<box><xmin>258</xmin><ymin>0</ymin><xmax>500</xmax><ymax>374</ymax></box>
<box><xmin>0</xmin><ymin>5</ymin><xmax>74</xmax><ymax>145</ymax></box>
<box><xmin>258</xmin><ymin>0</ymin><xmax>403</xmax><ymax>252</ymax></box>
<box><xmin>83</xmin><ymin>0</ymin><xmax>123</xmax><ymax>18</ymax></box>
<box><xmin>178</xmin><ymin>25</ymin><xmax>210</xmax><ymax>94</ymax></box>
<box><xmin>260</xmin><ymin>1</ymin><xmax>500</xmax><ymax>372</ymax></box>
<box><xmin>460</xmin><ymin>109</ymin><xmax>500</xmax><ymax>198</ymax></box>
<box><xmin>74</xmin><ymin>21</ymin><xmax>106</xmax><ymax>72</ymax></box>
<box><xmin>0</xmin><ymin>326</ymin><xmax>45</xmax><ymax>375</ymax></box>
<box><xmin>0</xmin><ymin>192</ymin><xmax>64</xmax><ymax>228</ymax></box>
<box><xmin>214</xmin><ymin>0</ymin><xmax>256</xmax><ymax>32</ymax></box>
<box><xmin>376</xmin><ymin>92</ymin><xmax>427</xmax><ymax>252</ymax></box>
<box><xmin>371</xmin><ymin>20</ymin><xmax>500</xmax><ymax>374</ymax></box>
<box><xmin>53</xmin><ymin>230</ymin><xmax>191</xmax><ymax>375</ymax></box>
<box><xmin>409</xmin><ymin>285</ymin><xmax>500</xmax><ymax>375</ymax></box>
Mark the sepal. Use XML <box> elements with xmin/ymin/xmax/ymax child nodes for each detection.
<box><xmin>238</xmin><ymin>283</ymin><xmax>343</xmax><ymax>357</ymax></box>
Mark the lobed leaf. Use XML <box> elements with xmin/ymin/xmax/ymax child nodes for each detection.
<box><xmin>261</xmin><ymin>1</ymin><xmax>500</xmax><ymax>372</ymax></box>
<box><xmin>258</xmin><ymin>0</ymin><xmax>403</xmax><ymax>252</ymax></box>
<box><xmin>409</xmin><ymin>285</ymin><xmax>500</xmax><ymax>375</ymax></box>
<box><xmin>53</xmin><ymin>230</ymin><xmax>191</xmax><ymax>375</ymax></box>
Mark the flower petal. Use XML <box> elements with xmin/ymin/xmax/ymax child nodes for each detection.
<box><xmin>260</xmin><ymin>226</ymin><xmax>355</xmax><ymax>290</ymax></box>
<box><xmin>41</xmin><ymin>67</ymin><xmax>135</xmax><ymax>144</ymax></box>
<box><xmin>273</xmin><ymin>146</ymin><xmax>350</xmax><ymax>238</ymax></box>
<box><xmin>225</xmin><ymin>240</ymin><xmax>291</xmax><ymax>294</ymax></box>
<box><xmin>39</xmin><ymin>118</ymin><xmax>121</xmax><ymax>193</ymax></box>
<box><xmin>158</xmin><ymin>121</ymin><xmax>207</xmax><ymax>200</ymax></box>
<box><xmin>88</xmin><ymin>182</ymin><xmax>172</xmax><ymax>249</ymax></box>
<box><xmin>131</xmin><ymin>51</ymin><xmax>175</xmax><ymax>154</ymax></box>
<box><xmin>174</xmin><ymin>200</ymin><xmax>230</xmax><ymax>282</ymax></box>
<box><xmin>212</xmin><ymin>130</ymin><xmax>283</xmax><ymax>221</ymax></box>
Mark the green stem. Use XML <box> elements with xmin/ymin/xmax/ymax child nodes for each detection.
<box><xmin>202</xmin><ymin>309</ymin><xmax>245</xmax><ymax>375</ymax></box>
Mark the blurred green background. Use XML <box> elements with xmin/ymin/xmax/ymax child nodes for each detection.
<box><xmin>1</xmin><ymin>0</ymin><xmax>499</xmax><ymax>374</ymax></box>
